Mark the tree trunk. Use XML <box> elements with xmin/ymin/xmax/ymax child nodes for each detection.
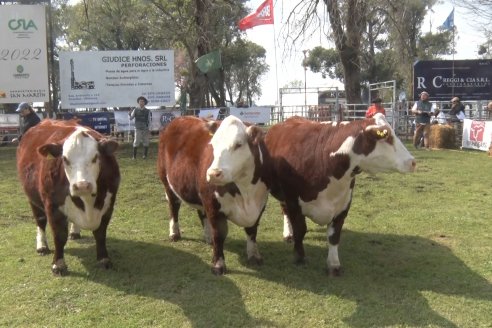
<box><xmin>324</xmin><ymin>0</ymin><xmax>366</xmax><ymax>104</ymax></box>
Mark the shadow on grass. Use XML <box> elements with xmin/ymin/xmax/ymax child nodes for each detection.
<box><xmin>66</xmin><ymin>229</ymin><xmax>491</xmax><ymax>328</ymax></box>
<box><xmin>227</xmin><ymin>230</ymin><xmax>492</xmax><ymax>327</ymax></box>
<box><xmin>67</xmin><ymin>238</ymin><xmax>274</xmax><ymax>328</ymax></box>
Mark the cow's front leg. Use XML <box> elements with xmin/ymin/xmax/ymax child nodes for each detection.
<box><xmin>48</xmin><ymin>209</ymin><xmax>69</xmax><ymax>276</ymax></box>
<box><xmin>198</xmin><ymin>210</ymin><xmax>212</xmax><ymax>244</ymax></box>
<box><xmin>244</xmin><ymin>210</ymin><xmax>264</xmax><ymax>265</ymax></box>
<box><xmin>209</xmin><ymin>214</ymin><xmax>228</xmax><ymax>275</ymax></box>
<box><xmin>326</xmin><ymin>207</ymin><xmax>349</xmax><ymax>276</ymax></box>
<box><xmin>93</xmin><ymin>212</ymin><xmax>112</xmax><ymax>269</ymax></box>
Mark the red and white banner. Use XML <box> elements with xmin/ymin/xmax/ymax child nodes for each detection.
<box><xmin>462</xmin><ymin>119</ymin><xmax>492</xmax><ymax>151</ymax></box>
<box><xmin>238</xmin><ymin>0</ymin><xmax>274</xmax><ymax>31</ymax></box>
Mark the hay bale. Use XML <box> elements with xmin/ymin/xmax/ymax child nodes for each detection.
<box><xmin>429</xmin><ymin>124</ymin><xmax>456</xmax><ymax>149</ymax></box>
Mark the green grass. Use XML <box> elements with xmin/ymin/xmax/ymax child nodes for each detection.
<box><xmin>0</xmin><ymin>142</ymin><xmax>491</xmax><ymax>328</ymax></box>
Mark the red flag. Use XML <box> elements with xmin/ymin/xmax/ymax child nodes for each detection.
<box><xmin>238</xmin><ymin>0</ymin><xmax>274</xmax><ymax>31</ymax></box>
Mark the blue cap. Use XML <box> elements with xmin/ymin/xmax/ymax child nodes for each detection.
<box><xmin>16</xmin><ymin>102</ymin><xmax>30</xmax><ymax>112</ymax></box>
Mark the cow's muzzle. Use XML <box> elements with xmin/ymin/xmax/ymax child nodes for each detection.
<box><xmin>206</xmin><ymin>168</ymin><xmax>226</xmax><ymax>185</ymax></box>
<box><xmin>72</xmin><ymin>181</ymin><xmax>94</xmax><ymax>196</ymax></box>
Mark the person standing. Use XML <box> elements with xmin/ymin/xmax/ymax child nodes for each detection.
<box><xmin>129</xmin><ymin>96</ymin><xmax>152</xmax><ymax>159</ymax></box>
<box><xmin>365</xmin><ymin>97</ymin><xmax>386</xmax><ymax>118</ymax></box>
<box><xmin>12</xmin><ymin>102</ymin><xmax>41</xmax><ymax>143</ymax></box>
<box><xmin>448</xmin><ymin>97</ymin><xmax>466</xmax><ymax>122</ymax></box>
<box><xmin>411</xmin><ymin>91</ymin><xmax>436</xmax><ymax>150</ymax></box>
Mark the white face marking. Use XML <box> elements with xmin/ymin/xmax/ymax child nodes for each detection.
<box><xmin>62</xmin><ymin>128</ymin><xmax>100</xmax><ymax>197</ymax></box>
<box><xmin>207</xmin><ymin>116</ymin><xmax>255</xmax><ymax>185</ymax></box>
<box><xmin>59</xmin><ymin>192</ymin><xmax>113</xmax><ymax>231</ymax></box>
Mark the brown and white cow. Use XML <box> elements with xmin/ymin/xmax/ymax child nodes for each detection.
<box><xmin>17</xmin><ymin>119</ymin><xmax>120</xmax><ymax>275</ymax></box>
<box><xmin>157</xmin><ymin>115</ymin><xmax>270</xmax><ymax>275</ymax></box>
<box><xmin>264</xmin><ymin>113</ymin><xmax>416</xmax><ymax>276</ymax></box>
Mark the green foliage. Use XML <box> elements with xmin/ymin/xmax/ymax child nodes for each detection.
<box><xmin>1</xmin><ymin>141</ymin><xmax>491</xmax><ymax>327</ymax></box>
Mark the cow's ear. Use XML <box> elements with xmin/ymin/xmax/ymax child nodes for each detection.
<box><xmin>99</xmin><ymin>139</ymin><xmax>119</xmax><ymax>155</ymax></box>
<box><xmin>246</xmin><ymin>125</ymin><xmax>265</xmax><ymax>145</ymax></box>
<box><xmin>206</xmin><ymin>120</ymin><xmax>219</xmax><ymax>135</ymax></box>
<box><xmin>38</xmin><ymin>143</ymin><xmax>63</xmax><ymax>158</ymax></box>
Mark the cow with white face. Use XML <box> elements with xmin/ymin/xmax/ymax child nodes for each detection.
<box><xmin>17</xmin><ymin>120</ymin><xmax>120</xmax><ymax>275</ymax></box>
<box><xmin>157</xmin><ymin>115</ymin><xmax>271</xmax><ymax>275</ymax></box>
<box><xmin>265</xmin><ymin>113</ymin><xmax>416</xmax><ymax>276</ymax></box>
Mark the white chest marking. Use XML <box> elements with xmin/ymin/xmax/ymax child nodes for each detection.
<box><xmin>60</xmin><ymin>192</ymin><xmax>113</xmax><ymax>231</ymax></box>
<box><xmin>215</xmin><ymin>181</ymin><xmax>268</xmax><ymax>227</ymax></box>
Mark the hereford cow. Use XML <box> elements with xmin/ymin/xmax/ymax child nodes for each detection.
<box><xmin>17</xmin><ymin>120</ymin><xmax>120</xmax><ymax>275</ymax></box>
<box><xmin>157</xmin><ymin>115</ymin><xmax>270</xmax><ymax>275</ymax></box>
<box><xmin>265</xmin><ymin>113</ymin><xmax>416</xmax><ymax>276</ymax></box>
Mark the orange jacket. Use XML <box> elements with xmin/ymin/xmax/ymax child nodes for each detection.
<box><xmin>365</xmin><ymin>104</ymin><xmax>386</xmax><ymax>118</ymax></box>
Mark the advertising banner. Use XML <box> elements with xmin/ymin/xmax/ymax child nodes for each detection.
<box><xmin>62</xmin><ymin>112</ymin><xmax>111</xmax><ymax>135</ymax></box>
<box><xmin>0</xmin><ymin>5</ymin><xmax>49</xmax><ymax>103</ymax></box>
<box><xmin>229</xmin><ymin>106</ymin><xmax>271</xmax><ymax>124</ymax></box>
<box><xmin>413</xmin><ymin>60</ymin><xmax>492</xmax><ymax>101</ymax></box>
<box><xmin>59</xmin><ymin>50</ymin><xmax>174</xmax><ymax>108</ymax></box>
<box><xmin>462</xmin><ymin>119</ymin><xmax>492</xmax><ymax>151</ymax></box>
<box><xmin>113</xmin><ymin>109</ymin><xmax>181</xmax><ymax>133</ymax></box>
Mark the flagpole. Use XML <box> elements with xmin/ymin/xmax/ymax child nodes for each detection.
<box><xmin>452</xmin><ymin>25</ymin><xmax>455</xmax><ymax>97</ymax></box>
<box><xmin>273</xmin><ymin>15</ymin><xmax>279</xmax><ymax>105</ymax></box>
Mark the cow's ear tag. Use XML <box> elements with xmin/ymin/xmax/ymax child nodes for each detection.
<box><xmin>46</xmin><ymin>153</ymin><xmax>55</xmax><ymax>160</ymax></box>
<box><xmin>376</xmin><ymin>129</ymin><xmax>388</xmax><ymax>139</ymax></box>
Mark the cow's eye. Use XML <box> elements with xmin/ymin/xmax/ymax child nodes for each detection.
<box><xmin>63</xmin><ymin>156</ymin><xmax>70</xmax><ymax>166</ymax></box>
<box><xmin>233</xmin><ymin>142</ymin><xmax>242</xmax><ymax>150</ymax></box>
<box><xmin>92</xmin><ymin>154</ymin><xmax>98</xmax><ymax>163</ymax></box>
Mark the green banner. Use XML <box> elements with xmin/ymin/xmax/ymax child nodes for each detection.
<box><xmin>195</xmin><ymin>50</ymin><xmax>222</xmax><ymax>74</ymax></box>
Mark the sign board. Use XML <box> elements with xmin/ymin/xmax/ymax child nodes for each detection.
<box><xmin>113</xmin><ymin>109</ymin><xmax>181</xmax><ymax>133</ymax></box>
<box><xmin>229</xmin><ymin>106</ymin><xmax>271</xmax><ymax>124</ymax></box>
<box><xmin>462</xmin><ymin>119</ymin><xmax>492</xmax><ymax>151</ymax></box>
<box><xmin>62</xmin><ymin>112</ymin><xmax>111</xmax><ymax>135</ymax></box>
<box><xmin>413</xmin><ymin>60</ymin><xmax>492</xmax><ymax>101</ymax></box>
<box><xmin>59</xmin><ymin>50</ymin><xmax>174</xmax><ymax>108</ymax></box>
<box><xmin>0</xmin><ymin>5</ymin><xmax>49</xmax><ymax>103</ymax></box>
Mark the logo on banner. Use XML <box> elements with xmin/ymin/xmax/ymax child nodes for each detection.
<box><xmin>8</xmin><ymin>19</ymin><xmax>38</xmax><ymax>31</ymax></box>
<box><xmin>470</xmin><ymin>121</ymin><xmax>486</xmax><ymax>141</ymax></box>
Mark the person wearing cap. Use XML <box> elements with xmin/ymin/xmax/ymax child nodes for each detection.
<box><xmin>411</xmin><ymin>91</ymin><xmax>436</xmax><ymax>149</ymax></box>
<box><xmin>12</xmin><ymin>102</ymin><xmax>41</xmax><ymax>143</ymax></box>
<box><xmin>448</xmin><ymin>96</ymin><xmax>465</xmax><ymax>122</ymax></box>
<box><xmin>365</xmin><ymin>97</ymin><xmax>386</xmax><ymax>118</ymax></box>
<box><xmin>129</xmin><ymin>96</ymin><xmax>152</xmax><ymax>159</ymax></box>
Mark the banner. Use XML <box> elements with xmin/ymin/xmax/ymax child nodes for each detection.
<box><xmin>229</xmin><ymin>106</ymin><xmax>271</xmax><ymax>124</ymax></box>
<box><xmin>0</xmin><ymin>5</ymin><xmax>49</xmax><ymax>103</ymax></box>
<box><xmin>441</xmin><ymin>8</ymin><xmax>454</xmax><ymax>30</ymax></box>
<box><xmin>62</xmin><ymin>112</ymin><xmax>111</xmax><ymax>135</ymax></box>
<box><xmin>462</xmin><ymin>119</ymin><xmax>492</xmax><ymax>151</ymax></box>
<box><xmin>59</xmin><ymin>50</ymin><xmax>174</xmax><ymax>108</ymax></box>
<box><xmin>195</xmin><ymin>50</ymin><xmax>222</xmax><ymax>74</ymax></box>
<box><xmin>238</xmin><ymin>0</ymin><xmax>274</xmax><ymax>31</ymax></box>
<box><xmin>413</xmin><ymin>60</ymin><xmax>492</xmax><ymax>101</ymax></box>
<box><xmin>113</xmin><ymin>109</ymin><xmax>181</xmax><ymax>133</ymax></box>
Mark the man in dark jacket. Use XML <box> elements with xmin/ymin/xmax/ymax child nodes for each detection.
<box><xmin>12</xmin><ymin>102</ymin><xmax>41</xmax><ymax>143</ymax></box>
<box><xmin>448</xmin><ymin>97</ymin><xmax>465</xmax><ymax>122</ymax></box>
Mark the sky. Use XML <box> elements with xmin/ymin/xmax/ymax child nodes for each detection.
<box><xmin>243</xmin><ymin>0</ymin><xmax>487</xmax><ymax>106</ymax></box>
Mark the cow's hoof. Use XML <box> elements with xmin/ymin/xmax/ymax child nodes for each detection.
<box><xmin>69</xmin><ymin>233</ymin><xmax>81</xmax><ymax>240</ymax></box>
<box><xmin>51</xmin><ymin>261</ymin><xmax>68</xmax><ymax>276</ymax></box>
<box><xmin>169</xmin><ymin>233</ymin><xmax>181</xmax><ymax>242</ymax></box>
<box><xmin>247</xmin><ymin>256</ymin><xmax>263</xmax><ymax>266</ymax></box>
<box><xmin>37</xmin><ymin>247</ymin><xmax>50</xmax><ymax>255</ymax></box>
<box><xmin>98</xmin><ymin>258</ymin><xmax>112</xmax><ymax>269</ymax></box>
<box><xmin>326</xmin><ymin>266</ymin><xmax>342</xmax><ymax>277</ymax></box>
<box><xmin>283</xmin><ymin>236</ymin><xmax>293</xmax><ymax>243</ymax></box>
<box><xmin>211</xmin><ymin>266</ymin><xmax>226</xmax><ymax>275</ymax></box>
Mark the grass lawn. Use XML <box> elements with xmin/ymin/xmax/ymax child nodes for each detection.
<box><xmin>0</xmin><ymin>140</ymin><xmax>491</xmax><ymax>328</ymax></box>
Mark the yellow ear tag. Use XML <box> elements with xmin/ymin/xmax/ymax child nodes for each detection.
<box><xmin>46</xmin><ymin>153</ymin><xmax>54</xmax><ymax>160</ymax></box>
<box><xmin>376</xmin><ymin>129</ymin><xmax>388</xmax><ymax>138</ymax></box>
<box><xmin>209</xmin><ymin>132</ymin><xmax>214</xmax><ymax>137</ymax></box>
